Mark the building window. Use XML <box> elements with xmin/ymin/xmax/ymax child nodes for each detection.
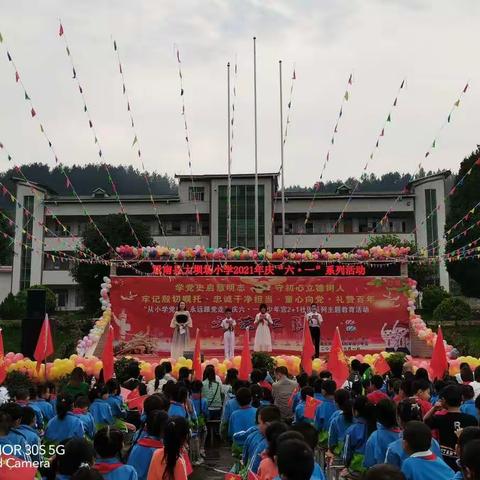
<box><xmin>165</xmin><ymin>221</ymin><xmax>181</xmax><ymax>235</ymax></box>
<box><xmin>305</xmin><ymin>222</ymin><xmax>314</xmax><ymax>234</ymax></box>
<box><xmin>54</xmin><ymin>289</ymin><xmax>68</xmax><ymax>308</ymax></box>
<box><xmin>218</xmin><ymin>185</ymin><xmax>265</xmax><ymax>249</ymax></box>
<box><xmin>75</xmin><ymin>289</ymin><xmax>84</xmax><ymax>308</ymax></box>
<box><xmin>189</xmin><ymin>186</ymin><xmax>205</xmax><ymax>202</ymax></box>
<box><xmin>44</xmin><ymin>253</ymin><xmax>70</xmax><ymax>271</ymax></box>
<box><xmin>425</xmin><ymin>189</ymin><xmax>439</xmax><ymax>256</ymax></box>
<box><xmin>20</xmin><ymin>196</ymin><xmax>34</xmax><ymax>291</ymax></box>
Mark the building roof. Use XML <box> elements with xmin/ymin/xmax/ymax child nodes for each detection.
<box><xmin>11</xmin><ymin>176</ymin><xmax>58</xmax><ymax>195</ymax></box>
<box><xmin>44</xmin><ymin>194</ymin><xmax>180</xmax><ymax>204</ymax></box>
<box><xmin>175</xmin><ymin>172</ymin><xmax>280</xmax><ymax>180</ymax></box>
<box><xmin>283</xmin><ymin>190</ymin><xmax>414</xmax><ymax>200</ymax></box>
<box><xmin>407</xmin><ymin>170</ymin><xmax>451</xmax><ymax>189</ymax></box>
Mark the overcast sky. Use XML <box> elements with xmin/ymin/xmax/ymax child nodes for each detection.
<box><xmin>0</xmin><ymin>0</ymin><xmax>479</xmax><ymax>188</ymax></box>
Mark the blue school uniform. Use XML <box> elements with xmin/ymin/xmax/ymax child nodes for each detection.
<box><xmin>314</xmin><ymin>392</ymin><xmax>326</xmax><ymax>402</ymax></box>
<box><xmin>461</xmin><ymin>400</ymin><xmax>479</xmax><ymax>420</ymax></box>
<box><xmin>294</xmin><ymin>401</ymin><xmax>313</xmax><ymax>425</ymax></box>
<box><xmin>272</xmin><ymin>462</ymin><xmax>325</xmax><ymax>480</ymax></box>
<box><xmin>45</xmin><ymin>412</ymin><xmax>85</xmax><ymax>442</ymax></box>
<box><xmin>73</xmin><ymin>410</ymin><xmax>96</xmax><ymax>439</ymax></box>
<box><xmin>32</xmin><ymin>399</ymin><xmax>55</xmax><ymax>421</ymax></box>
<box><xmin>343</xmin><ymin>418</ymin><xmax>369</xmax><ymax>472</ymax></box>
<box><xmin>15</xmin><ymin>425</ymin><xmax>41</xmax><ymax>462</ymax></box>
<box><xmin>401</xmin><ymin>452</ymin><xmax>454</xmax><ymax>480</ymax></box>
<box><xmin>222</xmin><ymin>397</ymin><xmax>240</xmax><ymax>426</ymax></box>
<box><xmin>228</xmin><ymin>405</ymin><xmax>257</xmax><ymax>439</ymax></box>
<box><xmin>90</xmin><ymin>398</ymin><xmax>115</xmax><ymax>426</ymax></box>
<box><xmin>328</xmin><ymin>411</ymin><xmax>352</xmax><ymax>454</ymax></box>
<box><xmin>241</xmin><ymin>426</ymin><xmax>262</xmax><ymax>464</ymax></box>
<box><xmin>17</xmin><ymin>401</ymin><xmax>44</xmax><ymax>428</ymax></box>
<box><xmin>314</xmin><ymin>398</ymin><xmax>338</xmax><ymax>432</ymax></box>
<box><xmin>127</xmin><ymin>436</ymin><xmax>163</xmax><ymax>480</ymax></box>
<box><xmin>192</xmin><ymin>395</ymin><xmax>208</xmax><ymax>426</ymax></box>
<box><xmin>106</xmin><ymin>395</ymin><xmax>127</xmax><ymax>419</ymax></box>
<box><xmin>94</xmin><ymin>457</ymin><xmax>138</xmax><ymax>480</ymax></box>
<box><xmin>363</xmin><ymin>424</ymin><xmax>402</xmax><ymax>468</ymax></box>
<box><xmin>249</xmin><ymin>435</ymin><xmax>268</xmax><ymax>473</ymax></box>
<box><xmin>385</xmin><ymin>436</ymin><xmax>442</xmax><ymax>468</ymax></box>
<box><xmin>0</xmin><ymin>430</ymin><xmax>29</xmax><ymax>460</ymax></box>
<box><xmin>168</xmin><ymin>401</ymin><xmax>188</xmax><ymax>418</ymax></box>
<box><xmin>292</xmin><ymin>390</ymin><xmax>302</xmax><ymax>412</ymax></box>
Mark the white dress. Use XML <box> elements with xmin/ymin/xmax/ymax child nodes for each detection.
<box><xmin>254</xmin><ymin>312</ymin><xmax>273</xmax><ymax>352</ymax></box>
<box><xmin>221</xmin><ymin>317</ymin><xmax>236</xmax><ymax>359</ymax></box>
<box><xmin>170</xmin><ymin>311</ymin><xmax>193</xmax><ymax>359</ymax></box>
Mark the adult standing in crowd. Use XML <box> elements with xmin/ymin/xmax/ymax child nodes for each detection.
<box><xmin>272</xmin><ymin>366</ymin><xmax>298</xmax><ymax>421</ymax></box>
<box><xmin>305</xmin><ymin>303</ymin><xmax>323</xmax><ymax>358</ymax></box>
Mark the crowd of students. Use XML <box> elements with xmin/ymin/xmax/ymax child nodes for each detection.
<box><xmin>2</xmin><ymin>359</ymin><xmax>480</xmax><ymax>480</ymax></box>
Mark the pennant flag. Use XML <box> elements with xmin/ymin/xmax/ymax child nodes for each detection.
<box><xmin>400</xmin><ymin>79</ymin><xmax>405</xmax><ymax>89</ymax></box>
<box><xmin>348</xmin><ymin>74</ymin><xmax>352</xmax><ymax>84</ymax></box>
<box><xmin>102</xmin><ymin>325</ymin><xmax>115</xmax><ymax>382</ymax></box>
<box><xmin>430</xmin><ymin>326</ymin><xmax>448</xmax><ymax>380</ymax></box>
<box><xmin>344</xmin><ymin>91</ymin><xmax>349</xmax><ymax>101</ymax></box>
<box><xmin>59</xmin><ymin>23</ymin><xmax>64</xmax><ymax>36</ymax></box>
<box><xmin>301</xmin><ymin>319</ymin><xmax>315</xmax><ymax>375</ymax></box>
<box><xmin>33</xmin><ymin>314</ymin><xmax>54</xmax><ymax>372</ymax></box>
<box><xmin>447</xmin><ymin>113</ymin><xmax>451</xmax><ymax>123</ymax></box>
<box><xmin>387</xmin><ymin>114</ymin><xmax>391</xmax><ymax>122</ymax></box>
<box><xmin>30</xmin><ymin>108</ymin><xmax>36</xmax><ymax>117</ymax></box>
<box><xmin>393</xmin><ymin>97</ymin><xmax>398</xmax><ymax>106</ymax></box>
<box><xmin>15</xmin><ymin>71</ymin><xmax>19</xmax><ymax>82</ymax></box>
<box><xmin>239</xmin><ymin>328</ymin><xmax>252</xmax><ymax>381</ymax></box>
<box><xmin>7</xmin><ymin>51</ymin><xmax>11</xmax><ymax>61</ymax></box>
<box><xmin>304</xmin><ymin>395</ymin><xmax>322</xmax><ymax>419</ymax></box>
<box><xmin>373</xmin><ymin>354</ymin><xmax>390</xmax><ymax>375</ymax></box>
<box><xmin>454</xmin><ymin>99</ymin><xmax>460</xmax><ymax>107</ymax></box>
<box><xmin>327</xmin><ymin>327</ymin><xmax>349</xmax><ymax>387</ymax></box>
<box><xmin>176</xmin><ymin>50</ymin><xmax>181</xmax><ymax>62</ymax></box>
<box><xmin>66</xmin><ymin>177</ymin><xmax>71</xmax><ymax>189</ymax></box>
<box><xmin>0</xmin><ymin>329</ymin><xmax>6</xmax><ymax>384</ymax></box>
<box><xmin>292</xmin><ymin>70</ymin><xmax>296</xmax><ymax>80</ymax></box>
<box><xmin>24</xmin><ymin>92</ymin><xmax>29</xmax><ymax>100</ymax></box>
<box><xmin>193</xmin><ymin>328</ymin><xmax>202</xmax><ymax>379</ymax></box>
<box><xmin>463</xmin><ymin>83</ymin><xmax>469</xmax><ymax>93</ymax></box>
<box><xmin>432</xmin><ymin>139</ymin><xmax>436</xmax><ymax>148</ymax></box>
<box><xmin>380</xmin><ymin>128</ymin><xmax>385</xmax><ymax>137</ymax></box>
<box><xmin>0</xmin><ymin>32</ymin><xmax>3</xmax><ymax>43</ymax></box>
<box><xmin>113</xmin><ymin>40</ymin><xmax>117</xmax><ymax>51</ymax></box>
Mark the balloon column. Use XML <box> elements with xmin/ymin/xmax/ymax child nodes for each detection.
<box><xmin>76</xmin><ymin>276</ymin><xmax>112</xmax><ymax>357</ymax></box>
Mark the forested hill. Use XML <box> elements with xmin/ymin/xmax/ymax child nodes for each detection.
<box><xmin>0</xmin><ymin>163</ymin><xmax>445</xmax><ymax>210</ymax></box>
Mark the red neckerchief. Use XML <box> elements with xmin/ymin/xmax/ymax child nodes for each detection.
<box><xmin>94</xmin><ymin>462</ymin><xmax>123</xmax><ymax>474</ymax></box>
<box><xmin>240</xmin><ymin>405</ymin><xmax>252</xmax><ymax>410</ymax></box>
<box><xmin>137</xmin><ymin>438</ymin><xmax>164</xmax><ymax>448</ymax></box>
<box><xmin>72</xmin><ymin>408</ymin><xmax>86</xmax><ymax>415</ymax></box>
<box><xmin>416</xmin><ymin>453</ymin><xmax>437</xmax><ymax>461</ymax></box>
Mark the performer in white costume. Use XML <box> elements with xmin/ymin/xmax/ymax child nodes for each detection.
<box><xmin>220</xmin><ymin>307</ymin><xmax>236</xmax><ymax>359</ymax></box>
<box><xmin>254</xmin><ymin>303</ymin><xmax>273</xmax><ymax>352</ymax></box>
<box><xmin>170</xmin><ymin>301</ymin><xmax>193</xmax><ymax>359</ymax></box>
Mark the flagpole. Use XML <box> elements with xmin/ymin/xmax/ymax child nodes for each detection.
<box><xmin>227</xmin><ymin>62</ymin><xmax>232</xmax><ymax>249</ymax></box>
<box><xmin>279</xmin><ymin>60</ymin><xmax>285</xmax><ymax>249</ymax></box>
<box><xmin>253</xmin><ymin>36</ymin><xmax>259</xmax><ymax>251</ymax></box>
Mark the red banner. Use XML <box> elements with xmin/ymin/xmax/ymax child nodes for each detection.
<box><xmin>110</xmin><ymin>276</ymin><xmax>410</xmax><ymax>355</ymax></box>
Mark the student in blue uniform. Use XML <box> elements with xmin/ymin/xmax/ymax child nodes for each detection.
<box><xmin>294</xmin><ymin>386</ymin><xmax>315</xmax><ymax>425</ymax></box>
<box><xmin>228</xmin><ymin>387</ymin><xmax>257</xmax><ymax>440</ymax></box>
<box><xmin>128</xmin><ymin>409</ymin><xmax>168</xmax><ymax>480</ymax></box>
<box><xmin>15</xmin><ymin>388</ymin><xmax>44</xmax><ymax>429</ymax></box>
<box><xmin>327</xmin><ymin>389</ymin><xmax>353</xmax><ymax>459</ymax></box>
<box><xmin>89</xmin><ymin>384</ymin><xmax>115</xmax><ymax>428</ymax></box>
<box><xmin>190</xmin><ymin>380</ymin><xmax>208</xmax><ymax>457</ymax></box>
<box><xmin>291</xmin><ymin>423</ymin><xmax>327</xmax><ymax>480</ymax></box>
<box><xmin>57</xmin><ymin>437</ymin><xmax>96</xmax><ymax>480</ymax></box>
<box><xmin>385</xmin><ymin>398</ymin><xmax>442</xmax><ymax>468</ymax></box>
<box><xmin>364</xmin><ymin>399</ymin><xmax>401</xmax><ymax>468</ymax></box>
<box><xmin>343</xmin><ymin>395</ymin><xmax>377</xmax><ymax>475</ymax></box>
<box><xmin>73</xmin><ymin>396</ymin><xmax>96</xmax><ymax>439</ymax></box>
<box><xmin>0</xmin><ymin>405</ymin><xmax>29</xmax><ymax>460</ymax></box>
<box><xmin>31</xmin><ymin>384</ymin><xmax>55</xmax><ymax>422</ymax></box>
<box><xmin>45</xmin><ymin>393</ymin><xmax>85</xmax><ymax>444</ymax></box>
<box><xmin>106</xmin><ymin>379</ymin><xmax>127</xmax><ymax>420</ymax></box>
<box><xmin>221</xmin><ymin>380</ymin><xmax>248</xmax><ymax>436</ymax></box>
<box><xmin>461</xmin><ymin>438</ymin><xmax>480</xmax><ymax>480</ymax></box>
<box><xmin>461</xmin><ymin>385</ymin><xmax>479</xmax><ymax>420</ymax></box>
<box><xmin>313</xmin><ymin>378</ymin><xmax>326</xmax><ymax>403</ymax></box>
<box><xmin>401</xmin><ymin>421</ymin><xmax>454</xmax><ymax>480</ymax></box>
<box><xmin>17</xmin><ymin>407</ymin><xmax>42</xmax><ymax>463</ymax></box>
<box><xmin>94</xmin><ymin>427</ymin><xmax>138</xmax><ymax>480</ymax></box>
<box><xmin>132</xmin><ymin>393</ymin><xmax>170</xmax><ymax>443</ymax></box>
<box><xmin>167</xmin><ymin>384</ymin><xmax>189</xmax><ymax>418</ymax></box>
<box><xmin>248</xmin><ymin>405</ymin><xmax>282</xmax><ymax>474</ymax></box>
<box><xmin>314</xmin><ymin>379</ymin><xmax>338</xmax><ymax>443</ymax></box>
<box><xmin>291</xmin><ymin>373</ymin><xmax>309</xmax><ymax>413</ymax></box>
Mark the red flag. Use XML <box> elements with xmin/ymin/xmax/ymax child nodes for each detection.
<box><xmin>327</xmin><ymin>327</ymin><xmax>349</xmax><ymax>387</ymax></box>
<box><xmin>59</xmin><ymin>23</ymin><xmax>64</xmax><ymax>36</ymax></box>
<box><xmin>127</xmin><ymin>395</ymin><xmax>147</xmax><ymax>413</ymax></box>
<box><xmin>373</xmin><ymin>354</ymin><xmax>390</xmax><ymax>376</ymax></box>
<box><xmin>239</xmin><ymin>328</ymin><xmax>252</xmax><ymax>381</ymax></box>
<box><xmin>224</xmin><ymin>474</ymin><xmax>242</xmax><ymax>480</ymax></box>
<box><xmin>193</xmin><ymin>328</ymin><xmax>202</xmax><ymax>379</ymax></box>
<box><xmin>0</xmin><ymin>329</ymin><xmax>6</xmax><ymax>384</ymax></box>
<box><xmin>304</xmin><ymin>395</ymin><xmax>322</xmax><ymax>419</ymax></box>
<box><xmin>33</xmin><ymin>314</ymin><xmax>54</xmax><ymax>372</ymax></box>
<box><xmin>301</xmin><ymin>319</ymin><xmax>315</xmax><ymax>375</ymax></box>
<box><xmin>101</xmin><ymin>325</ymin><xmax>115</xmax><ymax>382</ymax></box>
<box><xmin>430</xmin><ymin>326</ymin><xmax>448</xmax><ymax>380</ymax></box>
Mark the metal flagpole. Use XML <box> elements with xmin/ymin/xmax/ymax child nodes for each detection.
<box><xmin>279</xmin><ymin>60</ymin><xmax>285</xmax><ymax>249</ymax></box>
<box><xmin>253</xmin><ymin>37</ymin><xmax>259</xmax><ymax>251</ymax></box>
<box><xmin>227</xmin><ymin>62</ymin><xmax>232</xmax><ymax>249</ymax></box>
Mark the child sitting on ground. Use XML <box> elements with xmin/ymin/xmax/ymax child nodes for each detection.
<box><xmin>401</xmin><ymin>421</ymin><xmax>454</xmax><ymax>480</ymax></box>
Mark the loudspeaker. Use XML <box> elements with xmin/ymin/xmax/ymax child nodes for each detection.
<box><xmin>21</xmin><ymin>289</ymin><xmax>47</xmax><ymax>358</ymax></box>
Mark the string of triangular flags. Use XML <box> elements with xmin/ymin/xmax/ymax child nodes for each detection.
<box><xmin>58</xmin><ymin>22</ymin><xmax>146</xmax><ymax>252</ymax></box>
<box><xmin>112</xmin><ymin>37</ymin><xmax>167</xmax><ymax>242</ymax></box>
<box><xmin>321</xmin><ymin>78</ymin><xmax>407</xmax><ymax>248</ymax></box>
<box><xmin>353</xmin><ymin>81</ymin><xmax>470</xmax><ymax>253</ymax></box>
<box><xmin>175</xmin><ymin>45</ymin><xmax>201</xmax><ymax>229</ymax></box>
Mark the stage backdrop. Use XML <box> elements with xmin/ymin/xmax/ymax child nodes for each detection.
<box><xmin>110</xmin><ymin>276</ymin><xmax>411</xmax><ymax>355</ymax></box>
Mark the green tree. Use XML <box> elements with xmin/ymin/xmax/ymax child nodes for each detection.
<box><xmin>364</xmin><ymin>234</ymin><xmax>435</xmax><ymax>289</ymax></box>
<box><xmin>446</xmin><ymin>148</ymin><xmax>480</xmax><ymax>297</ymax></box>
<box><xmin>433</xmin><ymin>297</ymin><xmax>472</xmax><ymax>326</ymax></box>
<box><xmin>0</xmin><ymin>211</ymin><xmax>14</xmax><ymax>265</ymax></box>
<box><xmin>71</xmin><ymin>214</ymin><xmax>153</xmax><ymax>313</ymax></box>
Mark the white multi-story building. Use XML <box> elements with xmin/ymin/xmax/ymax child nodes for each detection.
<box><xmin>9</xmin><ymin>171</ymin><xmax>452</xmax><ymax>309</ymax></box>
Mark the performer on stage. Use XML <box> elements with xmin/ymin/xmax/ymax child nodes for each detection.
<box><xmin>254</xmin><ymin>303</ymin><xmax>273</xmax><ymax>353</ymax></box>
<box><xmin>170</xmin><ymin>301</ymin><xmax>193</xmax><ymax>359</ymax></box>
<box><xmin>305</xmin><ymin>303</ymin><xmax>323</xmax><ymax>358</ymax></box>
<box><xmin>221</xmin><ymin>307</ymin><xmax>236</xmax><ymax>360</ymax></box>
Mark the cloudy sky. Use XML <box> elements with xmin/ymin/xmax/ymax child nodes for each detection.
<box><xmin>0</xmin><ymin>0</ymin><xmax>479</xmax><ymax>187</ymax></box>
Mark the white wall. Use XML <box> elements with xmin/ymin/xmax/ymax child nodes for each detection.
<box><xmin>0</xmin><ymin>267</ymin><xmax>12</xmax><ymax>303</ymax></box>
